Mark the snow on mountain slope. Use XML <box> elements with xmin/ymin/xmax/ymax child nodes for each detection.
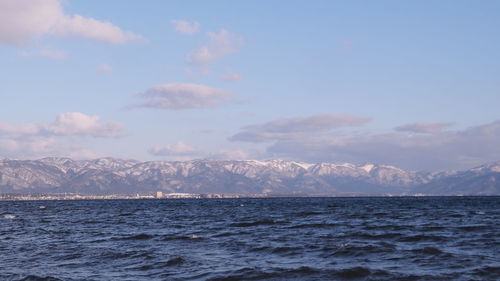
<box><xmin>0</xmin><ymin>158</ymin><xmax>498</xmax><ymax>195</ymax></box>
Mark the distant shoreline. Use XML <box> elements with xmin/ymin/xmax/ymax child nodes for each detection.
<box><xmin>1</xmin><ymin>193</ymin><xmax>497</xmax><ymax>201</ymax></box>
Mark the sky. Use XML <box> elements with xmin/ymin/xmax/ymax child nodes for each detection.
<box><xmin>0</xmin><ymin>0</ymin><xmax>499</xmax><ymax>171</ymax></box>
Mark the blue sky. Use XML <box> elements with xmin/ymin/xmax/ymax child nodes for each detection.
<box><xmin>0</xmin><ymin>0</ymin><xmax>499</xmax><ymax>170</ymax></box>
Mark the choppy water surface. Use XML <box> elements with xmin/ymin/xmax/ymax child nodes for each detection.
<box><xmin>0</xmin><ymin>197</ymin><xmax>499</xmax><ymax>281</ymax></box>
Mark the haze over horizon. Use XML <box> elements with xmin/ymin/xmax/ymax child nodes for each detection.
<box><xmin>1</xmin><ymin>0</ymin><xmax>499</xmax><ymax>171</ymax></box>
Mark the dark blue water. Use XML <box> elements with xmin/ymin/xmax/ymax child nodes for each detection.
<box><xmin>0</xmin><ymin>197</ymin><xmax>499</xmax><ymax>281</ymax></box>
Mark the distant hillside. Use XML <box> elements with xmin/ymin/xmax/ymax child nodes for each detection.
<box><xmin>412</xmin><ymin>162</ymin><xmax>500</xmax><ymax>195</ymax></box>
<box><xmin>0</xmin><ymin>158</ymin><xmax>498</xmax><ymax>195</ymax></box>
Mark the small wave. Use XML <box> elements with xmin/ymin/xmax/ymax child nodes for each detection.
<box><xmin>164</xmin><ymin>256</ymin><xmax>184</xmax><ymax>266</ymax></box>
<box><xmin>18</xmin><ymin>275</ymin><xmax>63</xmax><ymax>281</ymax></box>
<box><xmin>397</xmin><ymin>234</ymin><xmax>446</xmax><ymax>242</ymax></box>
<box><xmin>249</xmin><ymin>246</ymin><xmax>271</xmax><ymax>252</ymax></box>
<box><xmin>474</xmin><ymin>265</ymin><xmax>500</xmax><ymax>277</ymax></box>
<box><xmin>330</xmin><ymin>244</ymin><xmax>395</xmax><ymax>257</ymax></box>
<box><xmin>120</xmin><ymin>234</ymin><xmax>154</xmax><ymax>240</ymax></box>
<box><xmin>412</xmin><ymin>247</ymin><xmax>443</xmax><ymax>255</ymax></box>
<box><xmin>363</xmin><ymin>224</ymin><xmax>415</xmax><ymax>231</ymax></box>
<box><xmin>135</xmin><ymin>264</ymin><xmax>153</xmax><ymax>271</ymax></box>
<box><xmin>335</xmin><ymin>267</ymin><xmax>371</xmax><ymax>279</ymax></box>
<box><xmin>206</xmin><ymin>266</ymin><xmax>320</xmax><ymax>280</ymax></box>
<box><xmin>54</xmin><ymin>252</ymin><xmax>83</xmax><ymax>261</ymax></box>
<box><xmin>296</xmin><ymin>211</ymin><xmax>324</xmax><ymax>216</ymax></box>
<box><xmin>354</xmin><ymin>232</ymin><xmax>402</xmax><ymax>239</ymax></box>
<box><xmin>3</xmin><ymin>214</ymin><xmax>16</xmax><ymax>219</ymax></box>
<box><xmin>457</xmin><ymin>225</ymin><xmax>491</xmax><ymax>231</ymax></box>
<box><xmin>162</xmin><ymin>234</ymin><xmax>204</xmax><ymax>241</ymax></box>
<box><xmin>288</xmin><ymin>223</ymin><xmax>339</xmax><ymax>229</ymax></box>
<box><xmin>100</xmin><ymin>249</ymin><xmax>155</xmax><ymax>260</ymax></box>
<box><xmin>420</xmin><ymin>225</ymin><xmax>446</xmax><ymax>231</ymax></box>
<box><xmin>213</xmin><ymin>231</ymin><xmax>250</xmax><ymax>237</ymax></box>
<box><xmin>118</xmin><ymin>213</ymin><xmax>134</xmax><ymax>217</ymax></box>
<box><xmin>271</xmin><ymin>246</ymin><xmax>302</xmax><ymax>253</ymax></box>
<box><xmin>230</xmin><ymin>219</ymin><xmax>276</xmax><ymax>227</ymax></box>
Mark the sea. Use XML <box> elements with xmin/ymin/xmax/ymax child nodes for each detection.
<box><xmin>0</xmin><ymin>197</ymin><xmax>499</xmax><ymax>281</ymax></box>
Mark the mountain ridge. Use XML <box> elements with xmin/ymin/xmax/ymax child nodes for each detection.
<box><xmin>0</xmin><ymin>157</ymin><xmax>498</xmax><ymax>195</ymax></box>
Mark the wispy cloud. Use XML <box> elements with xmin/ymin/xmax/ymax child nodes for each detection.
<box><xmin>188</xmin><ymin>29</ymin><xmax>243</xmax><ymax>65</ymax></box>
<box><xmin>132</xmin><ymin>83</ymin><xmax>233</xmax><ymax>110</ymax></box>
<box><xmin>42</xmin><ymin>112</ymin><xmax>123</xmax><ymax>138</ymax></box>
<box><xmin>229</xmin><ymin>114</ymin><xmax>371</xmax><ymax>142</ymax></box>
<box><xmin>395</xmin><ymin>122</ymin><xmax>455</xmax><ymax>134</ymax></box>
<box><xmin>171</xmin><ymin>20</ymin><xmax>200</xmax><ymax>34</ymax></box>
<box><xmin>256</xmin><ymin>119</ymin><xmax>500</xmax><ymax>171</ymax></box>
<box><xmin>0</xmin><ymin>0</ymin><xmax>143</xmax><ymax>46</ymax></box>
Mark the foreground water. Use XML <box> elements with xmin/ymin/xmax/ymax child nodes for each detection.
<box><xmin>0</xmin><ymin>197</ymin><xmax>499</xmax><ymax>281</ymax></box>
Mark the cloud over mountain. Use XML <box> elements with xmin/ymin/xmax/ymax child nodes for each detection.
<box><xmin>265</xmin><ymin>120</ymin><xmax>500</xmax><ymax>171</ymax></box>
<box><xmin>149</xmin><ymin>141</ymin><xmax>200</xmax><ymax>156</ymax></box>
<box><xmin>229</xmin><ymin>114</ymin><xmax>371</xmax><ymax>142</ymax></box>
<box><xmin>0</xmin><ymin>112</ymin><xmax>122</xmax><ymax>159</ymax></box>
<box><xmin>0</xmin><ymin>112</ymin><xmax>123</xmax><ymax>138</ymax></box>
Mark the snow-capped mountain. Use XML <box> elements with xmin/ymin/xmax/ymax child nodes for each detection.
<box><xmin>0</xmin><ymin>158</ymin><xmax>498</xmax><ymax>195</ymax></box>
<box><xmin>411</xmin><ymin>162</ymin><xmax>500</xmax><ymax>195</ymax></box>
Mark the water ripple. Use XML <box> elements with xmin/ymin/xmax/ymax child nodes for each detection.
<box><xmin>0</xmin><ymin>197</ymin><xmax>498</xmax><ymax>280</ymax></box>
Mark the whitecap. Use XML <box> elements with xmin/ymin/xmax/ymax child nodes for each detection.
<box><xmin>3</xmin><ymin>214</ymin><xmax>16</xmax><ymax>219</ymax></box>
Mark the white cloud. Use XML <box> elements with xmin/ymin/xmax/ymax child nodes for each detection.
<box><xmin>0</xmin><ymin>0</ymin><xmax>142</xmax><ymax>46</ymax></box>
<box><xmin>149</xmin><ymin>141</ymin><xmax>200</xmax><ymax>156</ymax></box>
<box><xmin>43</xmin><ymin>112</ymin><xmax>123</xmax><ymax>138</ymax></box>
<box><xmin>395</xmin><ymin>122</ymin><xmax>455</xmax><ymax>134</ymax></box>
<box><xmin>97</xmin><ymin>63</ymin><xmax>113</xmax><ymax>73</ymax></box>
<box><xmin>222</xmin><ymin>72</ymin><xmax>243</xmax><ymax>82</ymax></box>
<box><xmin>133</xmin><ymin>83</ymin><xmax>232</xmax><ymax>110</ymax></box>
<box><xmin>0</xmin><ymin>112</ymin><xmax>123</xmax><ymax>138</ymax></box>
<box><xmin>188</xmin><ymin>29</ymin><xmax>243</xmax><ymax>65</ymax></box>
<box><xmin>229</xmin><ymin>114</ymin><xmax>371</xmax><ymax>142</ymax></box>
<box><xmin>21</xmin><ymin>48</ymin><xmax>66</xmax><ymax>59</ymax></box>
<box><xmin>171</xmin><ymin>20</ymin><xmax>200</xmax><ymax>34</ymax></box>
<box><xmin>0</xmin><ymin>122</ymin><xmax>39</xmax><ymax>136</ymax></box>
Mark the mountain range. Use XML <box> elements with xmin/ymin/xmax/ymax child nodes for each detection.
<box><xmin>0</xmin><ymin>157</ymin><xmax>498</xmax><ymax>196</ymax></box>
